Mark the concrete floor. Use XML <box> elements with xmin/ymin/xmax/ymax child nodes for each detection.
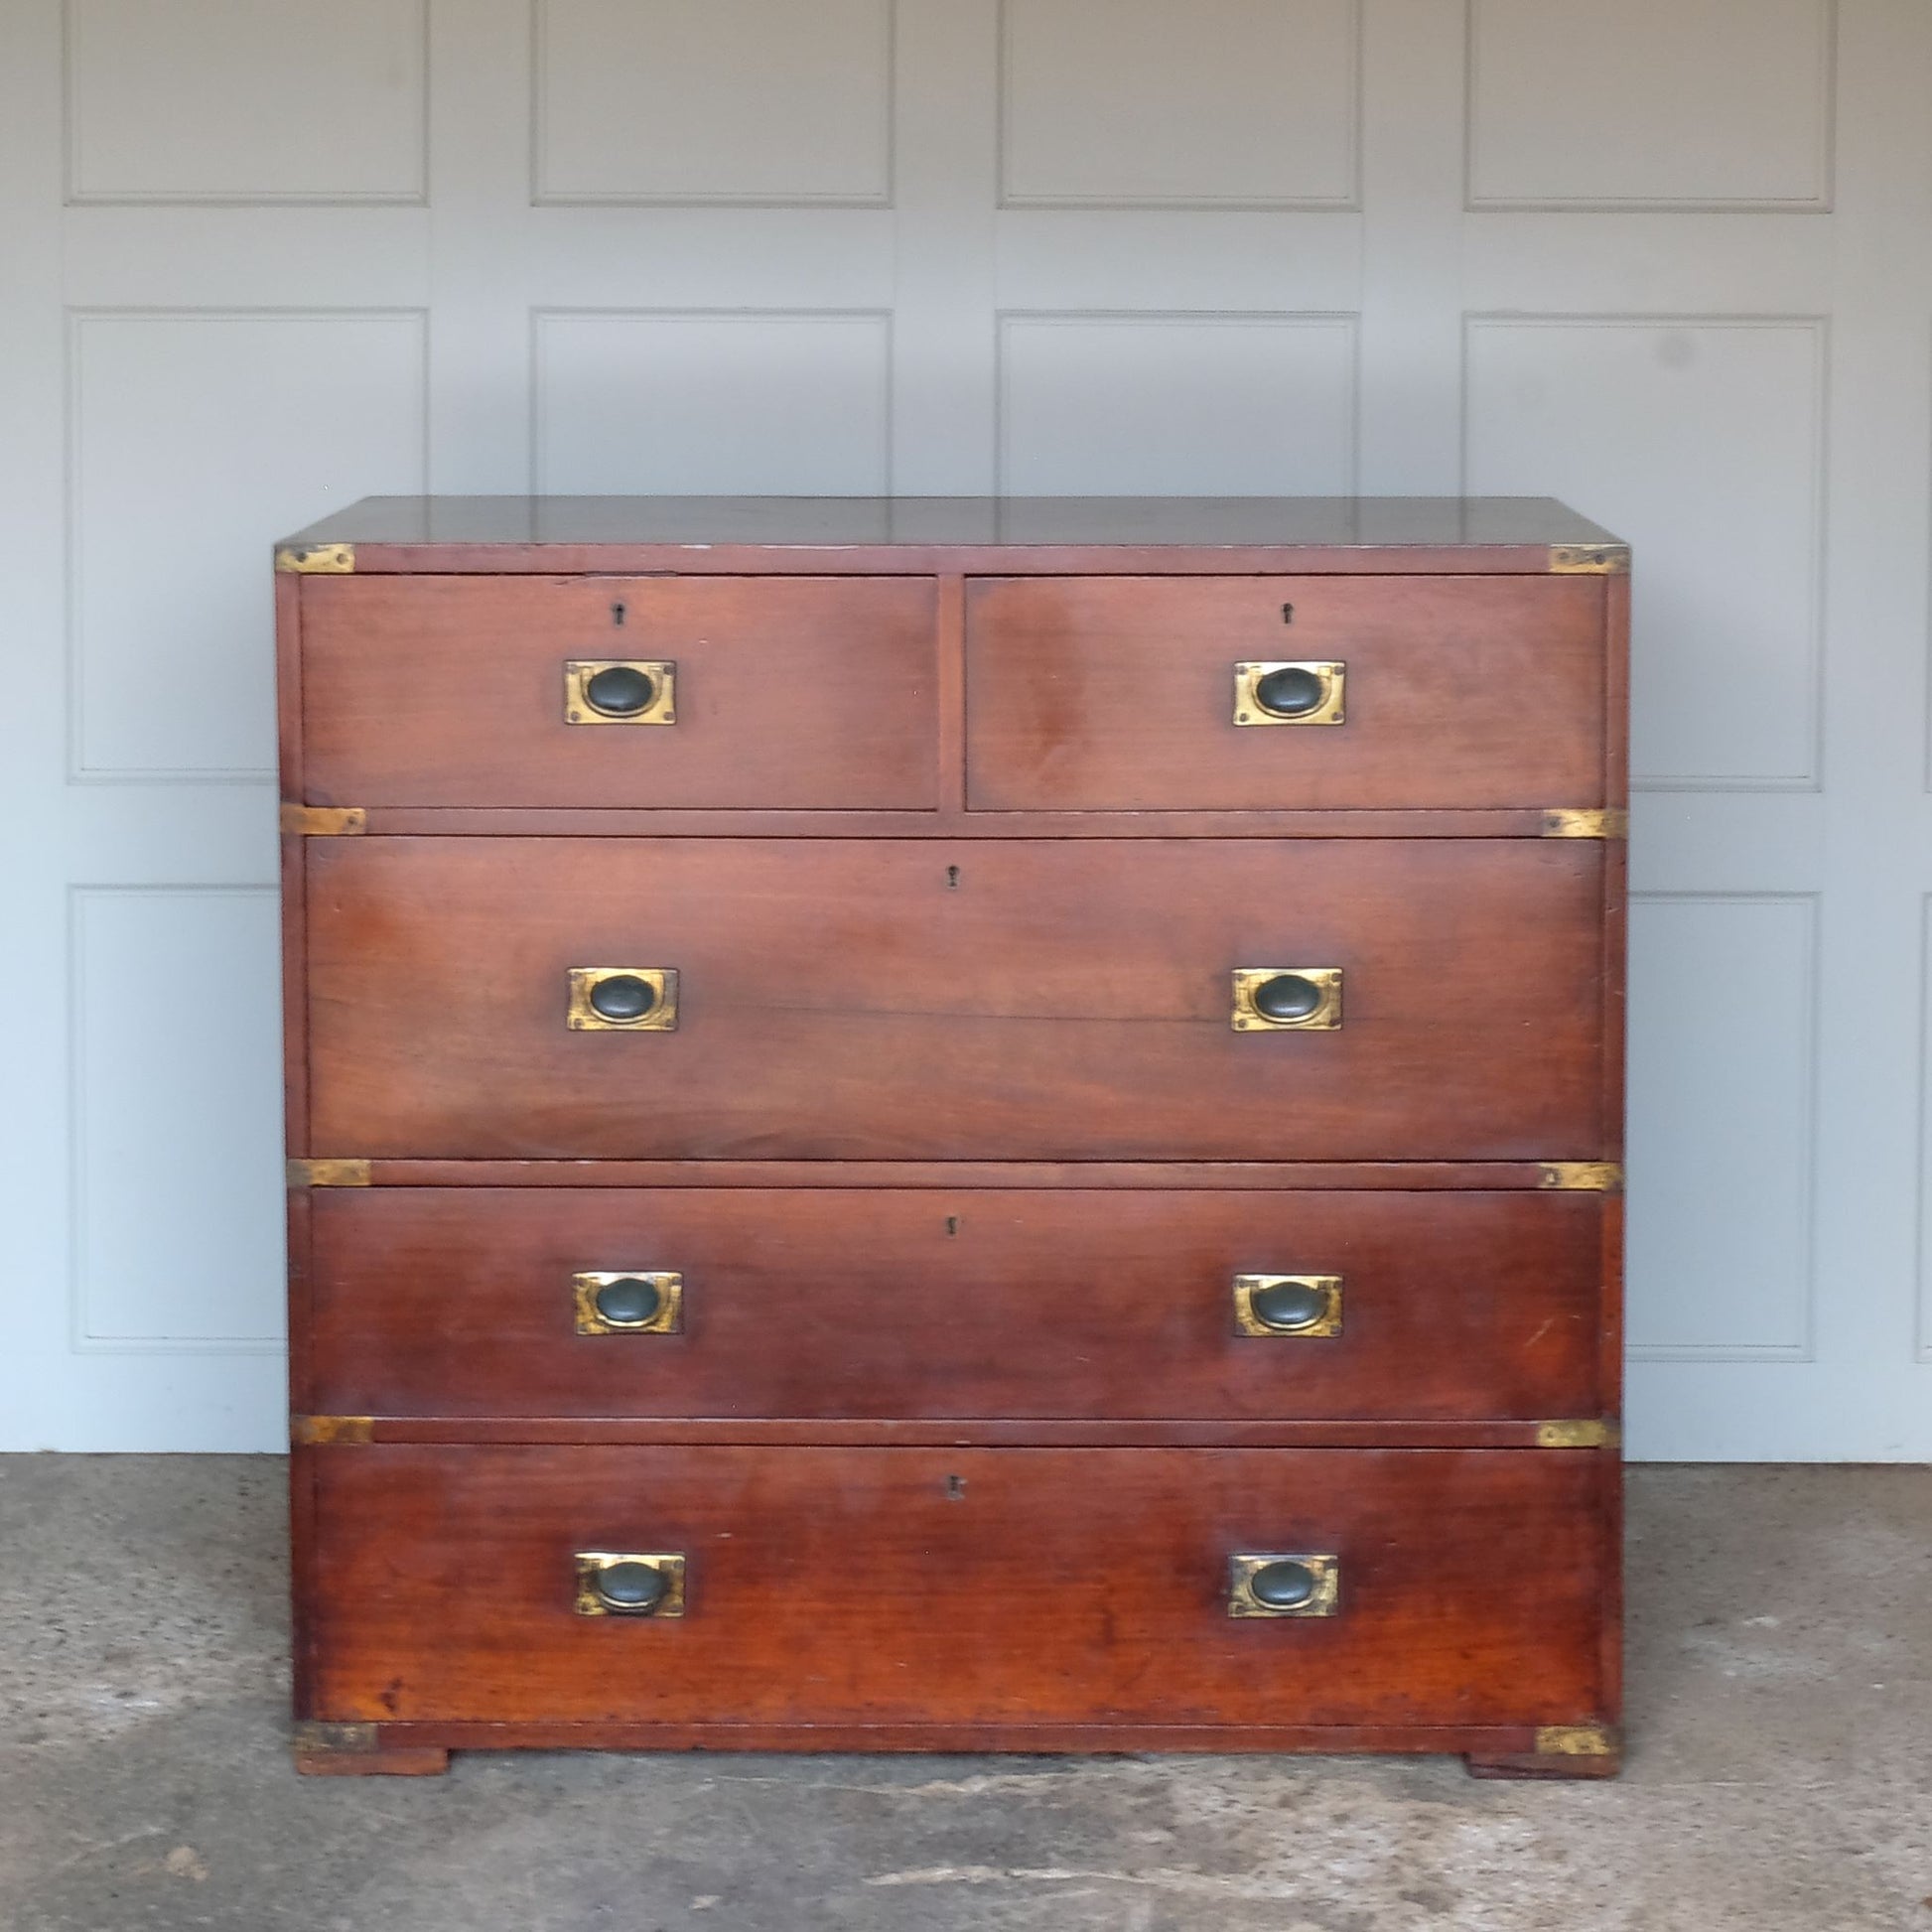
<box><xmin>0</xmin><ymin>1462</ymin><xmax>1926</xmax><ymax>1932</ymax></box>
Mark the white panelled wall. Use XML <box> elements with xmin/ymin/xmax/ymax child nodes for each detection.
<box><xmin>1</xmin><ymin>0</ymin><xmax>1928</xmax><ymax>1455</ymax></box>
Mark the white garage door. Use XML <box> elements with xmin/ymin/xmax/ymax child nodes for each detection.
<box><xmin>1</xmin><ymin>0</ymin><xmax>1927</xmax><ymax>1455</ymax></box>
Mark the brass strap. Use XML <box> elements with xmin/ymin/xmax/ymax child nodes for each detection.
<box><xmin>1540</xmin><ymin>808</ymin><xmax>1628</xmax><ymax>840</ymax></box>
<box><xmin>287</xmin><ymin>1159</ymin><xmax>371</xmax><ymax>1188</ymax></box>
<box><xmin>1534</xmin><ymin>1420</ymin><xmax>1621</xmax><ymax>1450</ymax></box>
<box><xmin>291</xmin><ymin>1416</ymin><xmax>374</xmax><ymax>1447</ymax></box>
<box><xmin>280</xmin><ymin>805</ymin><xmax>365</xmax><ymax>837</ymax></box>
<box><xmin>1537</xmin><ymin>1162</ymin><xmax>1623</xmax><ymax>1193</ymax></box>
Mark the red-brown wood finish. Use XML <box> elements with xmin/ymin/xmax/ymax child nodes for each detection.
<box><xmin>278</xmin><ymin>496</ymin><xmax>1628</xmax><ymax>1778</ymax></box>
<box><xmin>966</xmin><ymin>576</ymin><xmax>1606</xmax><ymax>812</ymax></box>
<box><xmin>341</xmin><ymin>1158</ymin><xmax>1586</xmax><ymax>1189</ymax></box>
<box><xmin>300</xmin><ymin>577</ymin><xmax>939</xmax><ymax>810</ymax></box>
<box><xmin>275</xmin><ymin>492</ymin><xmax>1627</xmax><ymax>580</ymax></box>
<box><xmin>304</xmin><ymin>836</ymin><xmax>1606</xmax><ymax>1162</ymax></box>
<box><xmin>306</xmin><ymin>1445</ymin><xmax>1611</xmax><ymax>1730</ymax></box>
<box><xmin>304</xmin><ymin>1186</ymin><xmax>1605</xmax><ymax>1423</ymax></box>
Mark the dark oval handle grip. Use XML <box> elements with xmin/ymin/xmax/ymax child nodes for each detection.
<box><xmin>596</xmin><ymin>1560</ymin><xmax>668</xmax><ymax>1612</ymax></box>
<box><xmin>588</xmin><ymin>973</ymin><xmax>658</xmax><ymax>1022</ymax></box>
<box><xmin>1248</xmin><ymin>1559</ymin><xmax>1319</xmax><ymax>1609</ymax></box>
<box><xmin>594</xmin><ymin>1277</ymin><xmax>662</xmax><ymax>1326</ymax></box>
<box><xmin>584</xmin><ymin>664</ymin><xmax>658</xmax><ymax>716</ymax></box>
<box><xmin>1249</xmin><ymin>1280</ymin><xmax>1327</xmax><ymax>1331</ymax></box>
<box><xmin>1253</xmin><ymin>665</ymin><xmax>1326</xmax><ymax>717</ymax></box>
<box><xmin>1253</xmin><ymin>973</ymin><xmax>1321</xmax><ymax>1022</ymax></box>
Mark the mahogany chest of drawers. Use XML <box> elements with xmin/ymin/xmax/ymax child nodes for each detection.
<box><xmin>276</xmin><ymin>495</ymin><xmax>1628</xmax><ymax>1779</ymax></box>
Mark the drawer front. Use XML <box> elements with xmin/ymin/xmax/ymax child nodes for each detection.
<box><xmin>308</xmin><ymin>1445</ymin><xmax>1610</xmax><ymax>1727</ymax></box>
<box><xmin>306</xmin><ymin>1188</ymin><xmax>1606</xmax><ymax>1422</ymax></box>
<box><xmin>306</xmin><ymin>838</ymin><xmax>1607</xmax><ymax>1161</ymax></box>
<box><xmin>966</xmin><ymin>576</ymin><xmax>1606</xmax><ymax>811</ymax></box>
<box><xmin>299</xmin><ymin>577</ymin><xmax>939</xmax><ymax>809</ymax></box>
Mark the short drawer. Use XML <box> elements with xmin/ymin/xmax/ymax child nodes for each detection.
<box><xmin>298</xmin><ymin>576</ymin><xmax>939</xmax><ymax>809</ymax></box>
<box><xmin>304</xmin><ymin>836</ymin><xmax>1608</xmax><ymax>1161</ymax></box>
<box><xmin>965</xmin><ymin>576</ymin><xmax>1607</xmax><ymax>811</ymax></box>
<box><xmin>304</xmin><ymin>1188</ymin><xmax>1607</xmax><ymax>1423</ymax></box>
<box><xmin>306</xmin><ymin>1445</ymin><xmax>1611</xmax><ymax>1728</ymax></box>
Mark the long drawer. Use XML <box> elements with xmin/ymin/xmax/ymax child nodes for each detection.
<box><xmin>304</xmin><ymin>837</ymin><xmax>1608</xmax><ymax>1161</ymax></box>
<box><xmin>305</xmin><ymin>1446</ymin><xmax>1611</xmax><ymax>1728</ymax></box>
<box><xmin>298</xmin><ymin>576</ymin><xmax>940</xmax><ymax>809</ymax></box>
<box><xmin>303</xmin><ymin>1186</ymin><xmax>1607</xmax><ymax>1422</ymax></box>
<box><xmin>966</xmin><ymin>575</ymin><xmax>1607</xmax><ymax>811</ymax></box>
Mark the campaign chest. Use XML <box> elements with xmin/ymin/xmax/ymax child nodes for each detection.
<box><xmin>277</xmin><ymin>495</ymin><xmax>1627</xmax><ymax>1778</ymax></box>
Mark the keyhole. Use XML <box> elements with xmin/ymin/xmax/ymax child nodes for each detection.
<box><xmin>944</xmin><ymin>1474</ymin><xmax>966</xmax><ymax>1500</ymax></box>
<box><xmin>946</xmin><ymin>865</ymin><xmax>960</xmax><ymax>890</ymax></box>
<box><xmin>945</xmin><ymin>1215</ymin><xmax>959</xmax><ymax>1236</ymax></box>
<box><xmin>1281</xmin><ymin>603</ymin><xmax>1295</xmax><ymax>624</ymax></box>
<box><xmin>612</xmin><ymin>601</ymin><xmax>626</xmax><ymax>626</ymax></box>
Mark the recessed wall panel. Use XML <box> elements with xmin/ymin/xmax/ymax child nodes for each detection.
<box><xmin>1001</xmin><ymin>0</ymin><xmax>1358</xmax><ymax>207</ymax></box>
<box><xmin>69</xmin><ymin>310</ymin><xmax>427</xmax><ymax>780</ymax></box>
<box><xmin>1464</xmin><ymin>317</ymin><xmax>1825</xmax><ymax>789</ymax></box>
<box><xmin>533</xmin><ymin>310</ymin><xmax>893</xmax><ymax>494</ymax></box>
<box><xmin>67</xmin><ymin>0</ymin><xmax>426</xmax><ymax>204</ymax></box>
<box><xmin>535</xmin><ymin>0</ymin><xmax>893</xmax><ymax>205</ymax></box>
<box><xmin>70</xmin><ymin>888</ymin><xmax>285</xmax><ymax>1348</ymax></box>
<box><xmin>1626</xmin><ymin>895</ymin><xmax>1816</xmax><ymax>1359</ymax></box>
<box><xmin>1920</xmin><ymin>896</ymin><xmax>1932</xmax><ymax>1363</ymax></box>
<box><xmin>1467</xmin><ymin>0</ymin><xmax>1834</xmax><ymax>209</ymax></box>
<box><xmin>999</xmin><ymin>313</ymin><xmax>1357</xmax><ymax>495</ymax></box>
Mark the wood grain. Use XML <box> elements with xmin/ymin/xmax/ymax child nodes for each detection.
<box><xmin>307</xmin><ymin>1445</ymin><xmax>1611</xmax><ymax>1729</ymax></box>
<box><xmin>306</xmin><ymin>1186</ymin><xmax>1606</xmax><ymax>1423</ymax></box>
<box><xmin>281</xmin><ymin>500</ymin><xmax>1627</xmax><ymax>1766</ymax></box>
<box><xmin>966</xmin><ymin>576</ymin><xmax>1606</xmax><ymax>811</ymax></box>
<box><xmin>300</xmin><ymin>577</ymin><xmax>939</xmax><ymax>810</ymax></box>
<box><xmin>305</xmin><ymin>836</ymin><xmax>1607</xmax><ymax>1161</ymax></box>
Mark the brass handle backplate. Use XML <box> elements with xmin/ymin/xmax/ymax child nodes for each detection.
<box><xmin>1228</xmin><ymin>1553</ymin><xmax>1341</xmax><ymax>1618</ymax></box>
<box><xmin>567</xmin><ymin>967</ymin><xmax>679</xmax><ymax>1032</ymax></box>
<box><xmin>1233</xmin><ymin>1274</ymin><xmax>1343</xmax><ymax>1337</ymax></box>
<box><xmin>565</xmin><ymin>659</ymin><xmax>676</xmax><ymax>725</ymax></box>
<box><xmin>1231</xmin><ymin>967</ymin><xmax>1342</xmax><ymax>1032</ymax></box>
<box><xmin>1234</xmin><ymin>660</ymin><xmax>1344</xmax><ymax>726</ymax></box>
<box><xmin>573</xmin><ymin>1552</ymin><xmax>687</xmax><ymax>1617</ymax></box>
<box><xmin>574</xmin><ymin>1271</ymin><xmax>684</xmax><ymax>1335</ymax></box>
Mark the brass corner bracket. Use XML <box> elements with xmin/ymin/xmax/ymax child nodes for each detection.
<box><xmin>1534</xmin><ymin>1419</ymin><xmax>1622</xmax><ymax>1450</ymax></box>
<box><xmin>1540</xmin><ymin>808</ymin><xmax>1628</xmax><ymax>841</ymax></box>
<box><xmin>287</xmin><ymin>1158</ymin><xmax>372</xmax><ymax>1188</ymax></box>
<box><xmin>276</xmin><ymin>542</ymin><xmax>354</xmax><ymax>575</ymax></box>
<box><xmin>293</xmin><ymin>1721</ymin><xmax>379</xmax><ymax>1753</ymax></box>
<box><xmin>1549</xmin><ymin>543</ymin><xmax>1629</xmax><ymax>576</ymax></box>
<box><xmin>291</xmin><ymin>1415</ymin><xmax>374</xmax><ymax>1447</ymax></box>
<box><xmin>1533</xmin><ymin>1723</ymin><xmax>1621</xmax><ymax>1756</ymax></box>
<box><xmin>281</xmin><ymin>804</ymin><xmax>366</xmax><ymax>837</ymax></box>
<box><xmin>1537</xmin><ymin>1162</ymin><xmax>1624</xmax><ymax>1194</ymax></box>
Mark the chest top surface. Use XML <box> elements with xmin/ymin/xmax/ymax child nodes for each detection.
<box><xmin>276</xmin><ymin>494</ymin><xmax>1627</xmax><ymax>577</ymax></box>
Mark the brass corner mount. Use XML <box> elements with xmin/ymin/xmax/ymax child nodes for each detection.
<box><xmin>1549</xmin><ymin>543</ymin><xmax>1629</xmax><ymax>576</ymax></box>
<box><xmin>276</xmin><ymin>542</ymin><xmax>354</xmax><ymax>574</ymax></box>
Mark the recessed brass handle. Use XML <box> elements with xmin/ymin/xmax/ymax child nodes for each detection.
<box><xmin>565</xmin><ymin>659</ymin><xmax>676</xmax><ymax>725</ymax></box>
<box><xmin>567</xmin><ymin>967</ymin><xmax>679</xmax><ymax>1032</ymax></box>
<box><xmin>1234</xmin><ymin>660</ymin><xmax>1344</xmax><ymax>726</ymax></box>
<box><xmin>574</xmin><ymin>1552</ymin><xmax>686</xmax><ymax>1617</ymax></box>
<box><xmin>1233</xmin><ymin>1274</ymin><xmax>1343</xmax><ymax>1337</ymax></box>
<box><xmin>574</xmin><ymin>1271</ymin><xmax>683</xmax><ymax>1335</ymax></box>
<box><xmin>1228</xmin><ymin>1553</ymin><xmax>1340</xmax><ymax>1617</ymax></box>
<box><xmin>1231</xmin><ymin>967</ymin><xmax>1342</xmax><ymax>1032</ymax></box>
